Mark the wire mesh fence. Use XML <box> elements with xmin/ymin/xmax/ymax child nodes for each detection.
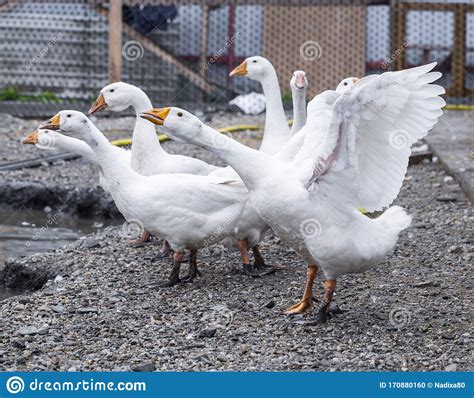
<box><xmin>0</xmin><ymin>0</ymin><xmax>472</xmax><ymax>118</ymax></box>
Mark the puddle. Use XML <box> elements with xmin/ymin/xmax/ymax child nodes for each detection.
<box><xmin>0</xmin><ymin>207</ymin><xmax>121</xmax><ymax>300</ymax></box>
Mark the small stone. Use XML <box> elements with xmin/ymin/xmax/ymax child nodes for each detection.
<box><xmin>54</xmin><ymin>275</ymin><xmax>64</xmax><ymax>284</ymax></box>
<box><xmin>443</xmin><ymin>176</ymin><xmax>453</xmax><ymax>183</ymax></box>
<box><xmin>216</xmin><ymin>354</ymin><xmax>228</xmax><ymax>362</ymax></box>
<box><xmin>84</xmin><ymin>237</ymin><xmax>101</xmax><ymax>249</ymax></box>
<box><xmin>19</xmin><ymin>326</ymin><xmax>39</xmax><ymax>336</ymax></box>
<box><xmin>445</xmin><ymin>363</ymin><xmax>458</xmax><ymax>372</ymax></box>
<box><xmin>77</xmin><ymin>307</ymin><xmax>98</xmax><ymax>314</ymax></box>
<box><xmin>263</xmin><ymin>300</ymin><xmax>275</xmax><ymax>309</ymax></box>
<box><xmin>50</xmin><ymin>305</ymin><xmax>66</xmax><ymax>314</ymax></box>
<box><xmin>448</xmin><ymin>245</ymin><xmax>462</xmax><ymax>254</ymax></box>
<box><xmin>199</xmin><ymin>329</ymin><xmax>217</xmax><ymax>338</ymax></box>
<box><xmin>131</xmin><ymin>361</ymin><xmax>156</xmax><ymax>372</ymax></box>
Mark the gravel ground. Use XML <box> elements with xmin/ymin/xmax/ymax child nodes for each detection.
<box><xmin>0</xmin><ymin>156</ymin><xmax>472</xmax><ymax>371</ymax></box>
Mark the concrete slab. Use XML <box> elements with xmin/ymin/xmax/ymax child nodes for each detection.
<box><xmin>426</xmin><ymin>110</ymin><xmax>474</xmax><ymax>203</ymax></box>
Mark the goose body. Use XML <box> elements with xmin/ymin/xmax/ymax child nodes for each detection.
<box><xmin>143</xmin><ymin>62</ymin><xmax>445</xmax><ymax>319</ymax></box>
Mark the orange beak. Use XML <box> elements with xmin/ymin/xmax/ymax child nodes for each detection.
<box><xmin>88</xmin><ymin>93</ymin><xmax>108</xmax><ymax>115</ymax></box>
<box><xmin>140</xmin><ymin>107</ymin><xmax>171</xmax><ymax>125</ymax></box>
<box><xmin>229</xmin><ymin>61</ymin><xmax>247</xmax><ymax>77</ymax></box>
<box><xmin>22</xmin><ymin>130</ymin><xmax>39</xmax><ymax>145</ymax></box>
<box><xmin>39</xmin><ymin>114</ymin><xmax>61</xmax><ymax>130</ymax></box>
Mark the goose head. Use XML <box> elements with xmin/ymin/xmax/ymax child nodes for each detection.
<box><xmin>290</xmin><ymin>70</ymin><xmax>308</xmax><ymax>91</ymax></box>
<box><xmin>40</xmin><ymin>110</ymin><xmax>90</xmax><ymax>135</ymax></box>
<box><xmin>335</xmin><ymin>77</ymin><xmax>359</xmax><ymax>94</ymax></box>
<box><xmin>22</xmin><ymin>129</ymin><xmax>60</xmax><ymax>149</ymax></box>
<box><xmin>140</xmin><ymin>107</ymin><xmax>202</xmax><ymax>134</ymax></box>
<box><xmin>89</xmin><ymin>82</ymin><xmax>143</xmax><ymax>114</ymax></box>
<box><xmin>229</xmin><ymin>56</ymin><xmax>275</xmax><ymax>81</ymax></box>
<box><xmin>140</xmin><ymin>107</ymin><xmax>202</xmax><ymax>142</ymax></box>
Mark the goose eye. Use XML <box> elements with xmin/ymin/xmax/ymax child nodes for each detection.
<box><xmin>177</xmin><ymin>112</ymin><xmax>183</xmax><ymax>117</ymax></box>
<box><xmin>344</xmin><ymin>82</ymin><xmax>348</xmax><ymax>86</ymax></box>
<box><xmin>67</xmin><ymin>114</ymin><xmax>72</xmax><ymax>118</ymax></box>
<box><xmin>252</xmin><ymin>60</ymin><xmax>257</xmax><ymax>63</ymax></box>
<box><xmin>110</xmin><ymin>89</ymin><xmax>115</xmax><ymax>93</ymax></box>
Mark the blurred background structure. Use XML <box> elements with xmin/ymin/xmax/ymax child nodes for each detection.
<box><xmin>0</xmin><ymin>0</ymin><xmax>472</xmax><ymax>117</ymax></box>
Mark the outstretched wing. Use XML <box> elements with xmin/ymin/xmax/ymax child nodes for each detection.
<box><xmin>299</xmin><ymin>63</ymin><xmax>445</xmax><ymax>212</ymax></box>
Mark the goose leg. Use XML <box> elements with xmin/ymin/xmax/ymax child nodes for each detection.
<box><xmin>182</xmin><ymin>249</ymin><xmax>200</xmax><ymax>283</ymax></box>
<box><xmin>129</xmin><ymin>230</ymin><xmax>152</xmax><ymax>247</ymax></box>
<box><xmin>252</xmin><ymin>245</ymin><xmax>282</xmax><ymax>271</ymax></box>
<box><xmin>158</xmin><ymin>251</ymin><xmax>183</xmax><ymax>287</ymax></box>
<box><xmin>161</xmin><ymin>240</ymin><xmax>171</xmax><ymax>257</ymax></box>
<box><xmin>286</xmin><ymin>264</ymin><xmax>318</xmax><ymax>315</ymax></box>
<box><xmin>315</xmin><ymin>279</ymin><xmax>337</xmax><ymax>323</ymax></box>
<box><xmin>239</xmin><ymin>239</ymin><xmax>270</xmax><ymax>277</ymax></box>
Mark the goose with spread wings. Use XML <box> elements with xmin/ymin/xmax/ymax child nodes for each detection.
<box><xmin>141</xmin><ymin>63</ymin><xmax>445</xmax><ymax>321</ymax></box>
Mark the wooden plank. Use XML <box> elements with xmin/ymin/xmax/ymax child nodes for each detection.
<box><xmin>394</xmin><ymin>0</ymin><xmax>406</xmax><ymax>71</ymax></box>
<box><xmin>199</xmin><ymin>4</ymin><xmax>209</xmax><ymax>100</ymax></box>
<box><xmin>450</xmin><ymin>3</ymin><xmax>467</xmax><ymax>97</ymax></box>
<box><xmin>108</xmin><ymin>0</ymin><xmax>122</xmax><ymax>83</ymax></box>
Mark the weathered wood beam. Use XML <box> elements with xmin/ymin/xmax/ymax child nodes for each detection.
<box><xmin>108</xmin><ymin>0</ymin><xmax>123</xmax><ymax>83</ymax></box>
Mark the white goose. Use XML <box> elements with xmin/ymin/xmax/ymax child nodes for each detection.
<box><xmin>39</xmin><ymin>111</ymin><xmax>247</xmax><ymax>287</ymax></box>
<box><xmin>89</xmin><ymin>82</ymin><xmax>218</xmax><ymax>176</ymax></box>
<box><xmin>89</xmin><ymin>82</ymin><xmax>218</xmax><ymax>248</ymax></box>
<box><xmin>142</xmin><ymin>63</ymin><xmax>445</xmax><ymax>321</ymax></box>
<box><xmin>22</xmin><ymin>129</ymin><xmax>130</xmax><ymax>193</ymax></box>
<box><xmin>230</xmin><ymin>56</ymin><xmax>291</xmax><ymax>154</ymax></box>
<box><xmin>290</xmin><ymin>70</ymin><xmax>308</xmax><ymax>134</ymax></box>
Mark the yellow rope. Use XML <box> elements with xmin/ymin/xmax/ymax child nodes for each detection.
<box><xmin>110</xmin><ymin>124</ymin><xmax>264</xmax><ymax>147</ymax></box>
<box><xmin>444</xmin><ymin>104</ymin><xmax>474</xmax><ymax>111</ymax></box>
<box><xmin>110</xmin><ymin>121</ymin><xmax>297</xmax><ymax>147</ymax></box>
